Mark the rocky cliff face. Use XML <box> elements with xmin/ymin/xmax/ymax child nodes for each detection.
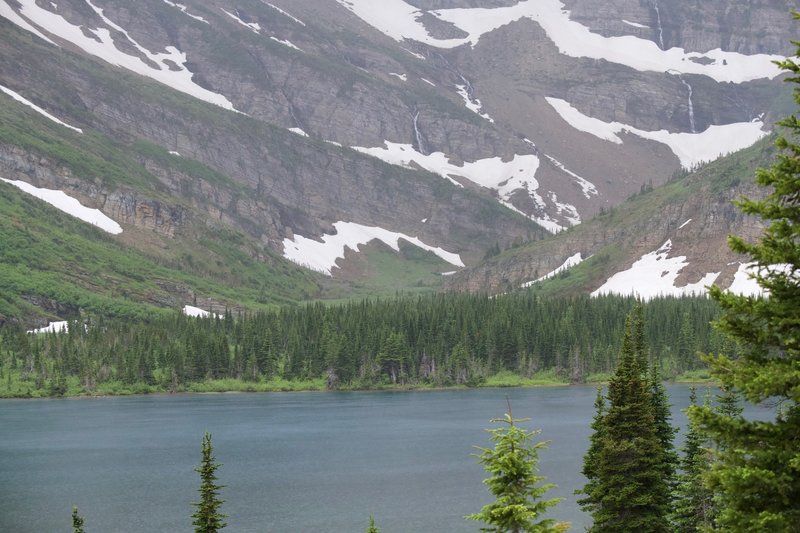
<box><xmin>0</xmin><ymin>0</ymin><xmax>795</xmax><ymax>300</ymax></box>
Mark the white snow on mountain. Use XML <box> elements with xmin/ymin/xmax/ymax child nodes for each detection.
<box><xmin>282</xmin><ymin>221</ymin><xmax>464</xmax><ymax>275</ymax></box>
<box><xmin>351</xmin><ymin>141</ymin><xmax>571</xmax><ymax>232</ymax></box>
<box><xmin>544</xmin><ymin>154</ymin><xmax>598</xmax><ymax>199</ymax></box>
<box><xmin>0</xmin><ymin>84</ymin><xmax>83</xmax><ymax>133</ymax></box>
<box><xmin>389</xmin><ymin>72</ymin><xmax>408</xmax><ymax>81</ymax></box>
<box><xmin>288</xmin><ymin>127</ymin><xmax>309</xmax><ymax>137</ymax></box>
<box><xmin>727</xmin><ymin>262</ymin><xmax>763</xmax><ymax>296</ymax></box>
<box><xmin>27</xmin><ymin>321</ymin><xmax>69</xmax><ymax>334</ymax></box>
<box><xmin>183</xmin><ymin>305</ymin><xmax>212</xmax><ymax>317</ymax></box>
<box><xmin>592</xmin><ymin>240</ymin><xmax>719</xmax><ymax>300</ymax></box>
<box><xmin>1</xmin><ymin>178</ymin><xmax>123</xmax><ymax>234</ymax></box>
<box><xmin>455</xmin><ymin>84</ymin><xmax>494</xmax><ymax>122</ymax></box>
<box><xmin>270</xmin><ymin>37</ymin><xmax>302</xmax><ymax>51</ymax></box>
<box><xmin>622</xmin><ymin>19</ymin><xmax>649</xmax><ymax>29</ymax></box>
<box><xmin>522</xmin><ymin>252</ymin><xmax>584</xmax><ymax>287</ymax></box>
<box><xmin>546</xmin><ymin>97</ymin><xmax>768</xmax><ymax>169</ymax></box>
<box><xmin>0</xmin><ymin>1</ymin><xmax>56</xmax><ymax>44</ymax></box>
<box><xmin>4</xmin><ymin>0</ymin><xmax>236</xmax><ymax>111</ymax></box>
<box><xmin>336</xmin><ymin>0</ymin><xmax>783</xmax><ymax>83</ymax></box>
<box><xmin>221</xmin><ymin>8</ymin><xmax>261</xmax><ymax>32</ymax></box>
<box><xmin>262</xmin><ymin>2</ymin><xmax>306</xmax><ymax>26</ymax></box>
<box><xmin>162</xmin><ymin>0</ymin><xmax>208</xmax><ymax>24</ymax></box>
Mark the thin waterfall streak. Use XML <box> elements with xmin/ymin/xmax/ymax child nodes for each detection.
<box><xmin>652</xmin><ymin>0</ymin><xmax>664</xmax><ymax>49</ymax></box>
<box><xmin>680</xmin><ymin>78</ymin><xmax>696</xmax><ymax>133</ymax></box>
<box><xmin>413</xmin><ymin>111</ymin><xmax>426</xmax><ymax>155</ymax></box>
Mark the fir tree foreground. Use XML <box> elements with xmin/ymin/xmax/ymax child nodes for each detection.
<box><xmin>466</xmin><ymin>406</ymin><xmax>567</xmax><ymax>532</ymax></box>
<box><xmin>689</xmin><ymin>15</ymin><xmax>800</xmax><ymax>531</ymax></box>
<box><xmin>192</xmin><ymin>432</ymin><xmax>227</xmax><ymax>533</ymax></box>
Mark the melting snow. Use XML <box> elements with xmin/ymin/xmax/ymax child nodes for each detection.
<box><xmin>389</xmin><ymin>72</ymin><xmax>408</xmax><ymax>81</ymax></box>
<box><xmin>169</xmin><ymin>150</ymin><xmax>181</xmax><ymax>156</ymax></box>
<box><xmin>288</xmin><ymin>127</ymin><xmax>309</xmax><ymax>137</ymax></box>
<box><xmin>6</xmin><ymin>0</ymin><xmax>236</xmax><ymax>111</ymax></box>
<box><xmin>622</xmin><ymin>19</ymin><xmax>649</xmax><ymax>29</ymax></box>
<box><xmin>221</xmin><ymin>8</ymin><xmax>261</xmax><ymax>32</ymax></box>
<box><xmin>544</xmin><ymin>154</ymin><xmax>598</xmax><ymax>199</ymax></box>
<box><xmin>0</xmin><ymin>1</ymin><xmax>57</xmax><ymax>44</ymax></box>
<box><xmin>546</xmin><ymin>97</ymin><xmax>768</xmax><ymax>169</ymax></box>
<box><xmin>678</xmin><ymin>218</ymin><xmax>692</xmax><ymax>229</ymax></box>
<box><xmin>592</xmin><ymin>240</ymin><xmax>719</xmax><ymax>300</ymax></box>
<box><xmin>270</xmin><ymin>36</ymin><xmax>302</xmax><ymax>51</ymax></box>
<box><xmin>263</xmin><ymin>2</ymin><xmax>306</xmax><ymax>26</ymax></box>
<box><xmin>522</xmin><ymin>252</ymin><xmax>584</xmax><ymax>287</ymax></box>
<box><xmin>183</xmin><ymin>305</ymin><xmax>212</xmax><ymax>317</ymax></box>
<box><xmin>1</xmin><ymin>177</ymin><xmax>123</xmax><ymax>234</ymax></box>
<box><xmin>401</xmin><ymin>47</ymin><xmax>426</xmax><ymax>60</ymax></box>
<box><xmin>727</xmin><ymin>262</ymin><xmax>762</xmax><ymax>297</ymax></box>
<box><xmin>162</xmin><ymin>0</ymin><xmax>208</xmax><ymax>24</ymax></box>
<box><xmin>282</xmin><ymin>221</ymin><xmax>464</xmax><ymax>275</ymax></box>
<box><xmin>336</xmin><ymin>0</ymin><xmax>782</xmax><ymax>82</ymax></box>
<box><xmin>421</xmin><ymin>78</ymin><xmax>436</xmax><ymax>86</ymax></box>
<box><xmin>455</xmin><ymin>84</ymin><xmax>494</xmax><ymax>122</ymax></box>
<box><xmin>0</xmin><ymin>84</ymin><xmax>82</xmax><ymax>133</ymax></box>
<box><xmin>28</xmin><ymin>321</ymin><xmax>69</xmax><ymax>334</ymax></box>
<box><xmin>352</xmin><ymin>141</ymin><xmax>569</xmax><ymax>232</ymax></box>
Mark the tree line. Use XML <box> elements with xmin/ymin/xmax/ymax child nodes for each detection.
<box><xmin>0</xmin><ymin>293</ymin><xmax>728</xmax><ymax>395</ymax></box>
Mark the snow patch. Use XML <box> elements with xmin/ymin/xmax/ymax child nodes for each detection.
<box><xmin>270</xmin><ymin>36</ymin><xmax>302</xmax><ymax>51</ymax></box>
<box><xmin>401</xmin><ymin>47</ymin><xmax>426</xmax><ymax>60</ymax></box>
<box><xmin>221</xmin><ymin>8</ymin><xmax>261</xmax><ymax>32</ymax></box>
<box><xmin>1</xmin><ymin>178</ymin><xmax>123</xmax><ymax>234</ymax></box>
<box><xmin>0</xmin><ymin>84</ymin><xmax>82</xmax><ymax>133</ymax></box>
<box><xmin>183</xmin><ymin>305</ymin><xmax>212</xmax><ymax>318</ymax></box>
<box><xmin>28</xmin><ymin>321</ymin><xmax>69</xmax><ymax>334</ymax></box>
<box><xmin>7</xmin><ymin>0</ymin><xmax>236</xmax><ymax>111</ymax></box>
<box><xmin>622</xmin><ymin>19</ymin><xmax>649</xmax><ymax>29</ymax></box>
<box><xmin>546</xmin><ymin>97</ymin><xmax>768</xmax><ymax>169</ymax></box>
<box><xmin>336</xmin><ymin>0</ymin><xmax>782</xmax><ymax>82</ymax></box>
<box><xmin>282</xmin><ymin>221</ymin><xmax>464</xmax><ymax>275</ymax></box>
<box><xmin>162</xmin><ymin>0</ymin><xmax>208</xmax><ymax>24</ymax></box>
<box><xmin>0</xmin><ymin>2</ymin><xmax>57</xmax><ymax>45</ymax></box>
<box><xmin>263</xmin><ymin>2</ymin><xmax>306</xmax><ymax>26</ymax></box>
<box><xmin>169</xmin><ymin>150</ymin><xmax>181</xmax><ymax>156</ymax></box>
<box><xmin>421</xmin><ymin>78</ymin><xmax>436</xmax><ymax>86</ymax></box>
<box><xmin>544</xmin><ymin>154</ymin><xmax>598</xmax><ymax>198</ymax></box>
<box><xmin>288</xmin><ymin>127</ymin><xmax>309</xmax><ymax>137</ymax></box>
<box><xmin>522</xmin><ymin>252</ymin><xmax>584</xmax><ymax>287</ymax></box>
<box><xmin>455</xmin><ymin>84</ymin><xmax>493</xmax><ymax>122</ymax></box>
<box><xmin>727</xmin><ymin>263</ymin><xmax>762</xmax><ymax>297</ymax></box>
<box><xmin>351</xmin><ymin>141</ymin><xmax>569</xmax><ymax>232</ymax></box>
<box><xmin>678</xmin><ymin>218</ymin><xmax>692</xmax><ymax>229</ymax></box>
<box><xmin>389</xmin><ymin>72</ymin><xmax>408</xmax><ymax>81</ymax></box>
<box><xmin>592</xmin><ymin>240</ymin><xmax>719</xmax><ymax>300</ymax></box>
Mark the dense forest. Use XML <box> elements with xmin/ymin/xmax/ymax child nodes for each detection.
<box><xmin>0</xmin><ymin>293</ymin><xmax>727</xmax><ymax>397</ymax></box>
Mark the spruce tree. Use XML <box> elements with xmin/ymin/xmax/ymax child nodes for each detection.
<box><xmin>672</xmin><ymin>388</ymin><xmax>713</xmax><ymax>532</ymax></box>
<box><xmin>71</xmin><ymin>506</ymin><xmax>85</xmax><ymax>533</ymax></box>
<box><xmin>466</xmin><ymin>408</ymin><xmax>567</xmax><ymax>532</ymax></box>
<box><xmin>689</xmin><ymin>21</ymin><xmax>800</xmax><ymax>531</ymax></box>
<box><xmin>191</xmin><ymin>432</ymin><xmax>227</xmax><ymax>533</ymax></box>
<box><xmin>575</xmin><ymin>387</ymin><xmax>606</xmax><ymax>515</ymax></box>
<box><xmin>365</xmin><ymin>514</ymin><xmax>380</xmax><ymax>533</ymax></box>
<box><xmin>582</xmin><ymin>315</ymin><xmax>672</xmax><ymax>532</ymax></box>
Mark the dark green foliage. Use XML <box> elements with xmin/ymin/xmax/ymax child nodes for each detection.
<box><xmin>192</xmin><ymin>433</ymin><xmax>227</xmax><ymax>533</ymax></box>
<box><xmin>672</xmin><ymin>388</ymin><xmax>714</xmax><ymax>532</ymax></box>
<box><xmin>580</xmin><ymin>313</ymin><xmax>673</xmax><ymax>533</ymax></box>
<box><xmin>575</xmin><ymin>387</ymin><xmax>605</xmax><ymax>515</ymax></box>
<box><xmin>0</xmin><ymin>294</ymin><xmax>726</xmax><ymax>396</ymax></box>
<box><xmin>689</xmin><ymin>24</ymin><xmax>800</xmax><ymax>531</ymax></box>
<box><xmin>466</xmin><ymin>411</ymin><xmax>566</xmax><ymax>532</ymax></box>
<box><xmin>71</xmin><ymin>506</ymin><xmax>85</xmax><ymax>533</ymax></box>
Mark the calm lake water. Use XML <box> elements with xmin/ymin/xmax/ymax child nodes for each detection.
<box><xmin>0</xmin><ymin>385</ymin><xmax>772</xmax><ymax>532</ymax></box>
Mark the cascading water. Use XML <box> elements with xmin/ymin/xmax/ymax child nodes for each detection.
<box><xmin>413</xmin><ymin>111</ymin><xmax>426</xmax><ymax>154</ymax></box>
<box><xmin>651</xmin><ymin>0</ymin><xmax>664</xmax><ymax>49</ymax></box>
<box><xmin>679</xmin><ymin>77</ymin><xmax>697</xmax><ymax>133</ymax></box>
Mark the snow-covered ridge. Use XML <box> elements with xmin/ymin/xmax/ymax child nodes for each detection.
<box><xmin>5</xmin><ymin>0</ymin><xmax>236</xmax><ymax>111</ymax></box>
<box><xmin>282</xmin><ymin>221</ymin><xmax>464</xmax><ymax>276</ymax></box>
<box><xmin>0</xmin><ymin>84</ymin><xmax>82</xmax><ymax>133</ymax></box>
<box><xmin>351</xmin><ymin>141</ymin><xmax>572</xmax><ymax>232</ymax></box>
<box><xmin>1</xmin><ymin>178</ymin><xmax>123</xmax><ymax>234</ymax></box>
<box><xmin>336</xmin><ymin>0</ymin><xmax>782</xmax><ymax>83</ymax></box>
<box><xmin>591</xmin><ymin>240</ymin><xmax>719</xmax><ymax>300</ymax></box>
<box><xmin>546</xmin><ymin>97</ymin><xmax>768</xmax><ymax>169</ymax></box>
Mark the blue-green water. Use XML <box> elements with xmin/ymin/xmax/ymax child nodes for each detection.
<box><xmin>0</xmin><ymin>385</ymin><xmax>771</xmax><ymax>532</ymax></box>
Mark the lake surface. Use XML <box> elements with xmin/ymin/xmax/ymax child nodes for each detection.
<box><xmin>0</xmin><ymin>385</ymin><xmax>772</xmax><ymax>532</ymax></box>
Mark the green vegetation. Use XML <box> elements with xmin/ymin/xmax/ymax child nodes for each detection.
<box><xmin>578</xmin><ymin>308</ymin><xmax>674</xmax><ymax>532</ymax></box>
<box><xmin>71</xmin><ymin>506</ymin><xmax>85</xmax><ymax>533</ymax></box>
<box><xmin>0</xmin><ymin>294</ymin><xmax>724</xmax><ymax>398</ymax></box>
<box><xmin>689</xmin><ymin>29</ymin><xmax>800</xmax><ymax>531</ymax></box>
<box><xmin>192</xmin><ymin>433</ymin><xmax>227</xmax><ymax>533</ymax></box>
<box><xmin>466</xmin><ymin>410</ymin><xmax>567</xmax><ymax>532</ymax></box>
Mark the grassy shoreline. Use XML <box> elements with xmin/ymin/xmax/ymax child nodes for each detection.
<box><xmin>0</xmin><ymin>369</ymin><xmax>716</xmax><ymax>399</ymax></box>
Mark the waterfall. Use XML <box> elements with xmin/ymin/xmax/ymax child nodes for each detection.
<box><xmin>652</xmin><ymin>0</ymin><xmax>664</xmax><ymax>49</ymax></box>
<box><xmin>413</xmin><ymin>111</ymin><xmax>426</xmax><ymax>155</ymax></box>
<box><xmin>679</xmin><ymin>78</ymin><xmax>696</xmax><ymax>133</ymax></box>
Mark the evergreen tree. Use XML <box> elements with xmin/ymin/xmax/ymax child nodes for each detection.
<box><xmin>648</xmin><ymin>363</ymin><xmax>678</xmax><ymax>493</ymax></box>
<box><xmin>191</xmin><ymin>432</ymin><xmax>227</xmax><ymax>533</ymax></box>
<box><xmin>365</xmin><ymin>514</ymin><xmax>380</xmax><ymax>533</ymax></box>
<box><xmin>672</xmin><ymin>388</ymin><xmax>714</xmax><ymax>532</ymax></box>
<box><xmin>575</xmin><ymin>387</ymin><xmax>605</xmax><ymax>515</ymax></box>
<box><xmin>689</xmin><ymin>24</ymin><xmax>800</xmax><ymax>531</ymax></box>
<box><xmin>582</xmin><ymin>315</ymin><xmax>672</xmax><ymax>532</ymax></box>
<box><xmin>71</xmin><ymin>506</ymin><xmax>85</xmax><ymax>533</ymax></box>
<box><xmin>466</xmin><ymin>408</ymin><xmax>566</xmax><ymax>532</ymax></box>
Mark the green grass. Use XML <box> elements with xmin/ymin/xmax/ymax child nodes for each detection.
<box><xmin>481</xmin><ymin>369</ymin><xmax>569</xmax><ymax>388</ymax></box>
<box><xmin>672</xmin><ymin>368</ymin><xmax>716</xmax><ymax>383</ymax></box>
